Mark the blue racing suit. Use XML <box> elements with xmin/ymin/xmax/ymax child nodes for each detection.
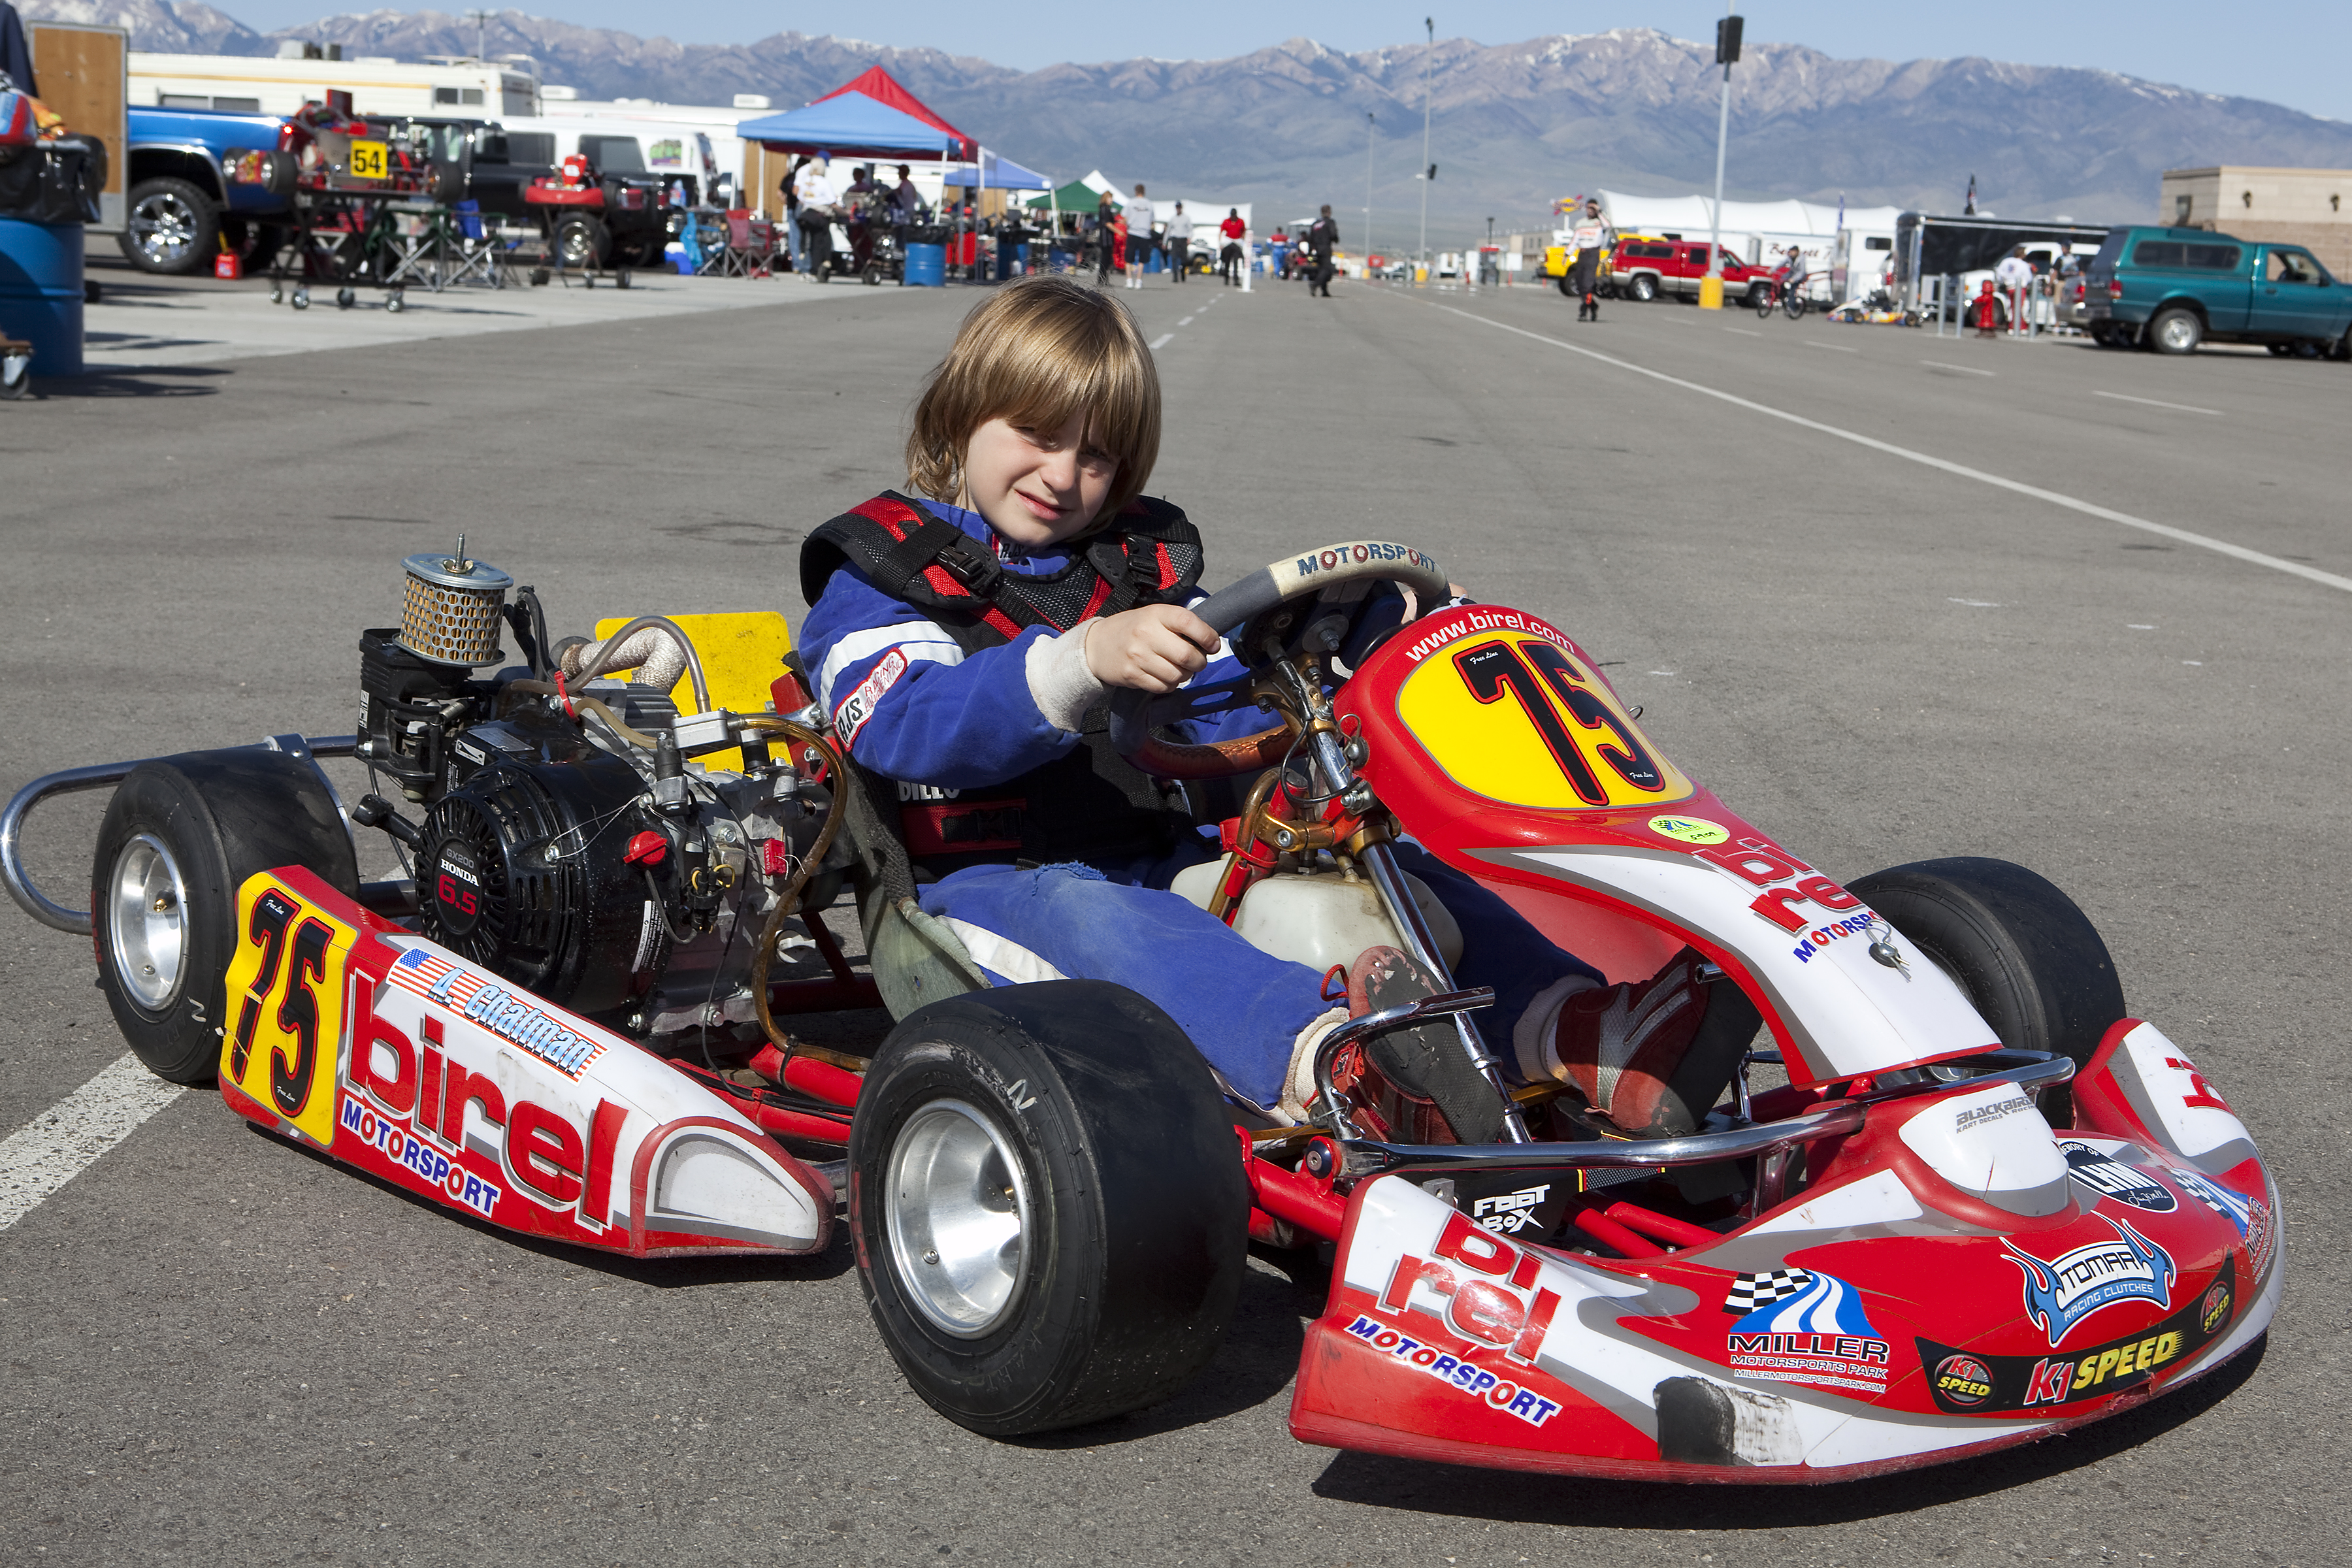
<box><xmin>798</xmin><ymin>493</ymin><xmax>1599</xmax><ymax>1107</ymax></box>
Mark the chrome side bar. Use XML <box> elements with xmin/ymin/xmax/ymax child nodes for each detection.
<box><xmin>2</xmin><ymin>735</ymin><xmax>359</xmax><ymax>935</ymax></box>
<box><xmin>1339</xmin><ymin>1050</ymin><xmax>2075</xmax><ymax>1181</ymax></box>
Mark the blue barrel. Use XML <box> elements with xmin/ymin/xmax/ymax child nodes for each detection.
<box><xmin>0</xmin><ymin>218</ymin><xmax>85</xmax><ymax>378</ymax></box>
<box><xmin>904</xmin><ymin>242</ymin><xmax>945</xmax><ymax>287</ymax></box>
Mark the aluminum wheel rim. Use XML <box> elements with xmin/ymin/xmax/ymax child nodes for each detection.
<box><xmin>130</xmin><ymin>193</ymin><xmax>201</xmax><ymax>266</ymax></box>
<box><xmin>108</xmin><ymin>833</ymin><xmax>189</xmax><ymax>1013</ymax></box>
<box><xmin>2161</xmin><ymin>317</ymin><xmax>2196</xmax><ymax>351</ymax></box>
<box><xmin>884</xmin><ymin>1098</ymin><xmax>1033</xmax><ymax>1339</ymax></box>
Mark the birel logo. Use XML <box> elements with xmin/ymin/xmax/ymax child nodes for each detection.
<box><xmin>2004</xmin><ymin>1214</ymin><xmax>2176</xmax><ymax>1346</ymax></box>
<box><xmin>1398</xmin><ymin>607</ymin><xmax>1577</xmax><ymax>666</ymax></box>
<box><xmin>389</xmin><ymin>947</ymin><xmax>604</xmax><ymax>1079</ymax></box>
<box><xmin>350</xmin><ymin>978</ymin><xmax>623</xmax><ymax>1230</ymax></box>
<box><xmin>1720</xmin><ymin>1268</ymin><xmax>1892</xmax><ymax>1394</ymax></box>
<box><xmin>1360</xmin><ymin>1210</ymin><xmax>1571</xmax><ymax>1424</ymax></box>
<box><xmin>1341</xmin><ymin>1315</ymin><xmax>1561</xmax><ymax>1428</ymax></box>
<box><xmin>1688</xmin><ymin>836</ymin><xmax>1873</xmax><ymax>940</ymax></box>
<box><xmin>338</xmin><ymin>1092</ymin><xmax>502</xmax><ymax>1219</ymax></box>
<box><xmin>1471</xmin><ymin>1183</ymin><xmax>1551</xmax><ymax>1235</ymax></box>
<box><xmin>1292</xmin><ymin>540</ymin><xmax>1437</xmax><ymax>585</ymax></box>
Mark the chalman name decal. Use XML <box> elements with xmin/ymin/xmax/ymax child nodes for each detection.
<box><xmin>387</xmin><ymin>947</ymin><xmax>607</xmax><ymax>1078</ymax></box>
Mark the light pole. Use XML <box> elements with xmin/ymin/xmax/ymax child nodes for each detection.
<box><xmin>465</xmin><ymin>7</ymin><xmax>493</xmax><ymax>61</ymax></box>
<box><xmin>1702</xmin><ymin>4</ymin><xmax>1742</xmax><ymax>310</ymax></box>
<box><xmin>1484</xmin><ymin>215</ymin><xmax>1494</xmax><ymax>286</ymax></box>
<box><xmin>1365</xmin><ymin>110</ymin><xmax>1375</xmax><ymax>273</ymax></box>
<box><xmin>1418</xmin><ymin>16</ymin><xmax>1433</xmax><ymax>274</ymax></box>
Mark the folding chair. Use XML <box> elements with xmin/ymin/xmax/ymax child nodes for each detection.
<box><xmin>437</xmin><ymin>201</ymin><xmax>504</xmax><ymax>289</ymax></box>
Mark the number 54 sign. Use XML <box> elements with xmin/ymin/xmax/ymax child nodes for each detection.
<box><xmin>221</xmin><ymin>878</ymin><xmax>358</xmax><ymax>1147</ymax></box>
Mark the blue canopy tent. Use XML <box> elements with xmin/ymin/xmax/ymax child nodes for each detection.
<box><xmin>941</xmin><ymin>152</ymin><xmax>1051</xmax><ymax>191</ymax></box>
<box><xmin>736</xmin><ymin>93</ymin><xmax>960</xmax><ymax>160</ymax></box>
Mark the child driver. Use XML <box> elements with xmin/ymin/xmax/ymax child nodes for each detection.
<box><xmin>798</xmin><ymin>276</ymin><xmax>1739</xmax><ymax>1143</ymax></box>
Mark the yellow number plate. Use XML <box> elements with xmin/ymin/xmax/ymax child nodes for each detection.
<box><xmin>1396</xmin><ymin>629</ymin><xmax>1693</xmax><ymax>811</ymax></box>
<box><xmin>348</xmin><ymin>140</ymin><xmax>388</xmax><ymax>180</ymax></box>
<box><xmin>220</xmin><ymin>875</ymin><xmax>357</xmax><ymax>1147</ymax></box>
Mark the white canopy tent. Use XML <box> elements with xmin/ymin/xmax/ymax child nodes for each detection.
<box><xmin>1595</xmin><ymin>191</ymin><xmax>1905</xmax><ymax>301</ymax></box>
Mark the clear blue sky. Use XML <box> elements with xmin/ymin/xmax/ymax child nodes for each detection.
<box><xmin>245</xmin><ymin>4</ymin><xmax>2352</xmax><ymax>123</ymax></box>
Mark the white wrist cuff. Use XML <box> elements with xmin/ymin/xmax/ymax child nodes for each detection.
<box><xmin>1025</xmin><ymin>622</ymin><xmax>1107</xmax><ymax>734</ymax></box>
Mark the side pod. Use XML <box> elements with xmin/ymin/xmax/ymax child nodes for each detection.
<box><xmin>216</xmin><ymin>866</ymin><xmax>834</xmax><ymax>1257</ymax></box>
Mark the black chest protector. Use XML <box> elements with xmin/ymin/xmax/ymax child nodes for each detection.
<box><xmin>800</xmin><ymin>491</ymin><xmax>1207</xmax><ymax>874</ymax></box>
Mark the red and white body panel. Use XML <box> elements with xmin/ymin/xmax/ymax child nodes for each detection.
<box><xmin>216</xmin><ymin>868</ymin><xmax>831</xmax><ymax>1258</ymax></box>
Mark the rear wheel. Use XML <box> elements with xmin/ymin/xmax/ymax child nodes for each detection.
<box><xmin>91</xmin><ymin>750</ymin><xmax>359</xmax><ymax>1084</ymax></box>
<box><xmin>552</xmin><ymin>215</ymin><xmax>607</xmax><ymax>270</ymax></box>
<box><xmin>850</xmin><ymin>981</ymin><xmax>1247</xmax><ymax>1435</ymax></box>
<box><xmin>1628</xmin><ymin>273</ymin><xmax>1658</xmax><ymax>302</ymax></box>
<box><xmin>2148</xmin><ymin>308</ymin><xmax>2202</xmax><ymax>355</ymax></box>
<box><xmin>1784</xmin><ymin>289</ymin><xmax>1809</xmax><ymax>321</ymax></box>
<box><xmin>1848</xmin><ymin>857</ymin><xmax>2126</xmax><ymax>1077</ymax></box>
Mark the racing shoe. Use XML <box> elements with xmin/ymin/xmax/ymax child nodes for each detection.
<box><xmin>1527</xmin><ymin>949</ymin><xmax>1757</xmax><ymax>1139</ymax></box>
<box><xmin>1347</xmin><ymin>945</ymin><xmax>1507</xmax><ymax>1145</ymax></box>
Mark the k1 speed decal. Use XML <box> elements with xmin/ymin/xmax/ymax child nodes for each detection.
<box><xmin>1920</xmin><ymin>1256</ymin><xmax>2236</xmax><ymax>1415</ymax></box>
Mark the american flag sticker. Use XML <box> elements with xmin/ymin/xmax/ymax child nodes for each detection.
<box><xmin>386</xmin><ymin>945</ymin><xmax>606</xmax><ymax>1079</ymax></box>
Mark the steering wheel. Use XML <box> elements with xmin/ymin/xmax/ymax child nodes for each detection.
<box><xmin>1107</xmin><ymin>540</ymin><xmax>1452</xmax><ymax>779</ymax></box>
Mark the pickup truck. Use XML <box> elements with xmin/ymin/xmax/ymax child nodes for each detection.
<box><xmin>121</xmin><ymin>103</ymin><xmax>296</xmax><ymax>274</ymax></box>
<box><xmin>1605</xmin><ymin>236</ymin><xmax>1768</xmax><ymax>304</ymax></box>
<box><xmin>2084</xmin><ymin>225</ymin><xmax>2352</xmax><ymax>357</ymax></box>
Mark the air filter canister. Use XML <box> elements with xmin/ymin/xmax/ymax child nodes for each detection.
<box><xmin>397</xmin><ymin>542</ymin><xmax>513</xmax><ymax>666</ymax></box>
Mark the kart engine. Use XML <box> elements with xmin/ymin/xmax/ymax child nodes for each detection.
<box><xmin>350</xmin><ymin>544</ymin><xmax>843</xmax><ymax>1041</ymax></box>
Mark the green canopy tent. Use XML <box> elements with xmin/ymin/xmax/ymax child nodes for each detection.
<box><xmin>1027</xmin><ymin>178</ymin><xmax>1119</xmax><ymax>253</ymax></box>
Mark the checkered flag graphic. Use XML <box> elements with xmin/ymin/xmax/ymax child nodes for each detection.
<box><xmin>1722</xmin><ymin>1268</ymin><xmax>1815</xmax><ymax>1316</ymax></box>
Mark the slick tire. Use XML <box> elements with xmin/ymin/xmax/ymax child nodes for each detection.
<box><xmin>850</xmin><ymin>980</ymin><xmax>1248</xmax><ymax>1436</ymax></box>
<box><xmin>91</xmin><ymin>750</ymin><xmax>359</xmax><ymax>1085</ymax></box>
<box><xmin>1848</xmin><ymin>857</ymin><xmax>2126</xmax><ymax>1080</ymax></box>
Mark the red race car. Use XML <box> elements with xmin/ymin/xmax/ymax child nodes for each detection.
<box><xmin>3</xmin><ymin>540</ymin><xmax>2278</xmax><ymax>1482</ymax></box>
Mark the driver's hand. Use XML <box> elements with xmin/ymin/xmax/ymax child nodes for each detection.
<box><xmin>1083</xmin><ymin>604</ymin><xmax>1220</xmax><ymax>693</ymax></box>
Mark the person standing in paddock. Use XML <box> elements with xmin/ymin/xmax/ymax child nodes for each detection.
<box><xmin>1306</xmin><ymin>206</ymin><xmax>1339</xmax><ymax>298</ymax></box>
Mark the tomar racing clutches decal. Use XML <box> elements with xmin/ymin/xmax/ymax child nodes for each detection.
<box><xmin>2003</xmin><ymin>1214</ymin><xmax>2178</xmax><ymax>1347</ymax></box>
<box><xmin>1921</xmin><ymin>1256</ymin><xmax>2237</xmax><ymax>1415</ymax></box>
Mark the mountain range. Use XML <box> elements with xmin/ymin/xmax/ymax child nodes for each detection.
<box><xmin>25</xmin><ymin>1</ymin><xmax>2352</xmax><ymax>234</ymax></box>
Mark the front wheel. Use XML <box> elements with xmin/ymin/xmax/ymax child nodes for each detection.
<box><xmin>91</xmin><ymin>750</ymin><xmax>360</xmax><ymax>1084</ymax></box>
<box><xmin>850</xmin><ymin>981</ymin><xmax>1248</xmax><ymax>1436</ymax></box>
<box><xmin>1848</xmin><ymin>857</ymin><xmax>2126</xmax><ymax>1075</ymax></box>
<box><xmin>1627</xmin><ymin>273</ymin><xmax>1658</xmax><ymax>302</ymax></box>
<box><xmin>118</xmin><ymin>178</ymin><xmax>218</xmax><ymax>276</ymax></box>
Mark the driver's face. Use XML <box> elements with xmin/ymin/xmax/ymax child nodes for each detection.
<box><xmin>959</xmin><ymin>410</ymin><xmax>1120</xmax><ymax>548</ymax></box>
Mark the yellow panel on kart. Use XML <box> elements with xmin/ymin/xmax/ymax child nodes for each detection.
<box><xmin>1394</xmin><ymin>628</ymin><xmax>1693</xmax><ymax>811</ymax></box>
<box><xmin>592</xmin><ymin>612</ymin><xmax>794</xmax><ymax>772</ymax></box>
<box><xmin>220</xmin><ymin>874</ymin><xmax>359</xmax><ymax>1149</ymax></box>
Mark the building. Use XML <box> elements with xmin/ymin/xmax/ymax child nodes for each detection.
<box><xmin>2161</xmin><ymin>167</ymin><xmax>2352</xmax><ymax>278</ymax></box>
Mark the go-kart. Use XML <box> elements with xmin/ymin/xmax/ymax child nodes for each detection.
<box><xmin>1</xmin><ymin>538</ymin><xmax>2279</xmax><ymax>1482</ymax></box>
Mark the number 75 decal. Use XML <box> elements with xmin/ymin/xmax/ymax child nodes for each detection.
<box><xmin>1394</xmin><ymin>630</ymin><xmax>1695</xmax><ymax>811</ymax></box>
<box><xmin>221</xmin><ymin>876</ymin><xmax>357</xmax><ymax>1148</ymax></box>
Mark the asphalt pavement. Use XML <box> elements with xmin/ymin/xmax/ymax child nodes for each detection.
<box><xmin>1</xmin><ymin>267</ymin><xmax>2344</xmax><ymax>1568</ymax></box>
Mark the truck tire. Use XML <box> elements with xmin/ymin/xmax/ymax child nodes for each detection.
<box><xmin>851</xmin><ymin>981</ymin><xmax>1248</xmax><ymax>1435</ymax></box>
<box><xmin>2148</xmin><ymin>308</ymin><xmax>2202</xmax><ymax>355</ymax></box>
<box><xmin>119</xmin><ymin>177</ymin><xmax>218</xmax><ymax>276</ymax></box>
<box><xmin>92</xmin><ymin>749</ymin><xmax>360</xmax><ymax>1085</ymax></box>
<box><xmin>1627</xmin><ymin>273</ymin><xmax>1658</xmax><ymax>302</ymax></box>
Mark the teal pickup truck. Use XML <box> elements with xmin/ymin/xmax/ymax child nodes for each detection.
<box><xmin>2084</xmin><ymin>225</ymin><xmax>2352</xmax><ymax>357</ymax></box>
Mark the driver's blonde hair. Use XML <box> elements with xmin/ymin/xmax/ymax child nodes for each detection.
<box><xmin>905</xmin><ymin>276</ymin><xmax>1161</xmax><ymax>525</ymax></box>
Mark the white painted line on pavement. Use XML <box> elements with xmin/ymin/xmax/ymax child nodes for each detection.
<box><xmin>1805</xmin><ymin>341</ymin><xmax>1858</xmax><ymax>353</ymax></box>
<box><xmin>1723</xmin><ymin>327</ymin><xmax>1760</xmax><ymax>337</ymax></box>
<box><xmin>1179</xmin><ymin>316</ymin><xmax>1195</xmax><ymax>326</ymax></box>
<box><xmin>1149</xmin><ymin>333</ymin><xmax>1175</xmax><ymax>350</ymax></box>
<box><xmin>2096</xmin><ymin>390</ymin><xmax>2223</xmax><ymax>417</ymax></box>
<box><xmin>1427</xmin><ymin>301</ymin><xmax>2352</xmax><ymax>596</ymax></box>
<box><xmin>0</xmin><ymin>1053</ymin><xmax>184</xmax><ymax>1233</ymax></box>
<box><xmin>1922</xmin><ymin>361</ymin><xmax>1996</xmax><ymax>376</ymax></box>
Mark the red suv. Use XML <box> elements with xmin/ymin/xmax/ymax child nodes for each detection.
<box><xmin>1608</xmin><ymin>237</ymin><xmax>1769</xmax><ymax>304</ymax></box>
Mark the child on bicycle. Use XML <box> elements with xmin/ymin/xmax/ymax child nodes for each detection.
<box><xmin>796</xmin><ymin>276</ymin><xmax>1738</xmax><ymax>1141</ymax></box>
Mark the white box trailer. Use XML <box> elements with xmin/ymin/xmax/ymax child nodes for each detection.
<box><xmin>128</xmin><ymin>50</ymin><xmax>539</xmax><ymax>120</ymax></box>
<box><xmin>1595</xmin><ymin>190</ymin><xmax>1901</xmax><ymax>302</ymax></box>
